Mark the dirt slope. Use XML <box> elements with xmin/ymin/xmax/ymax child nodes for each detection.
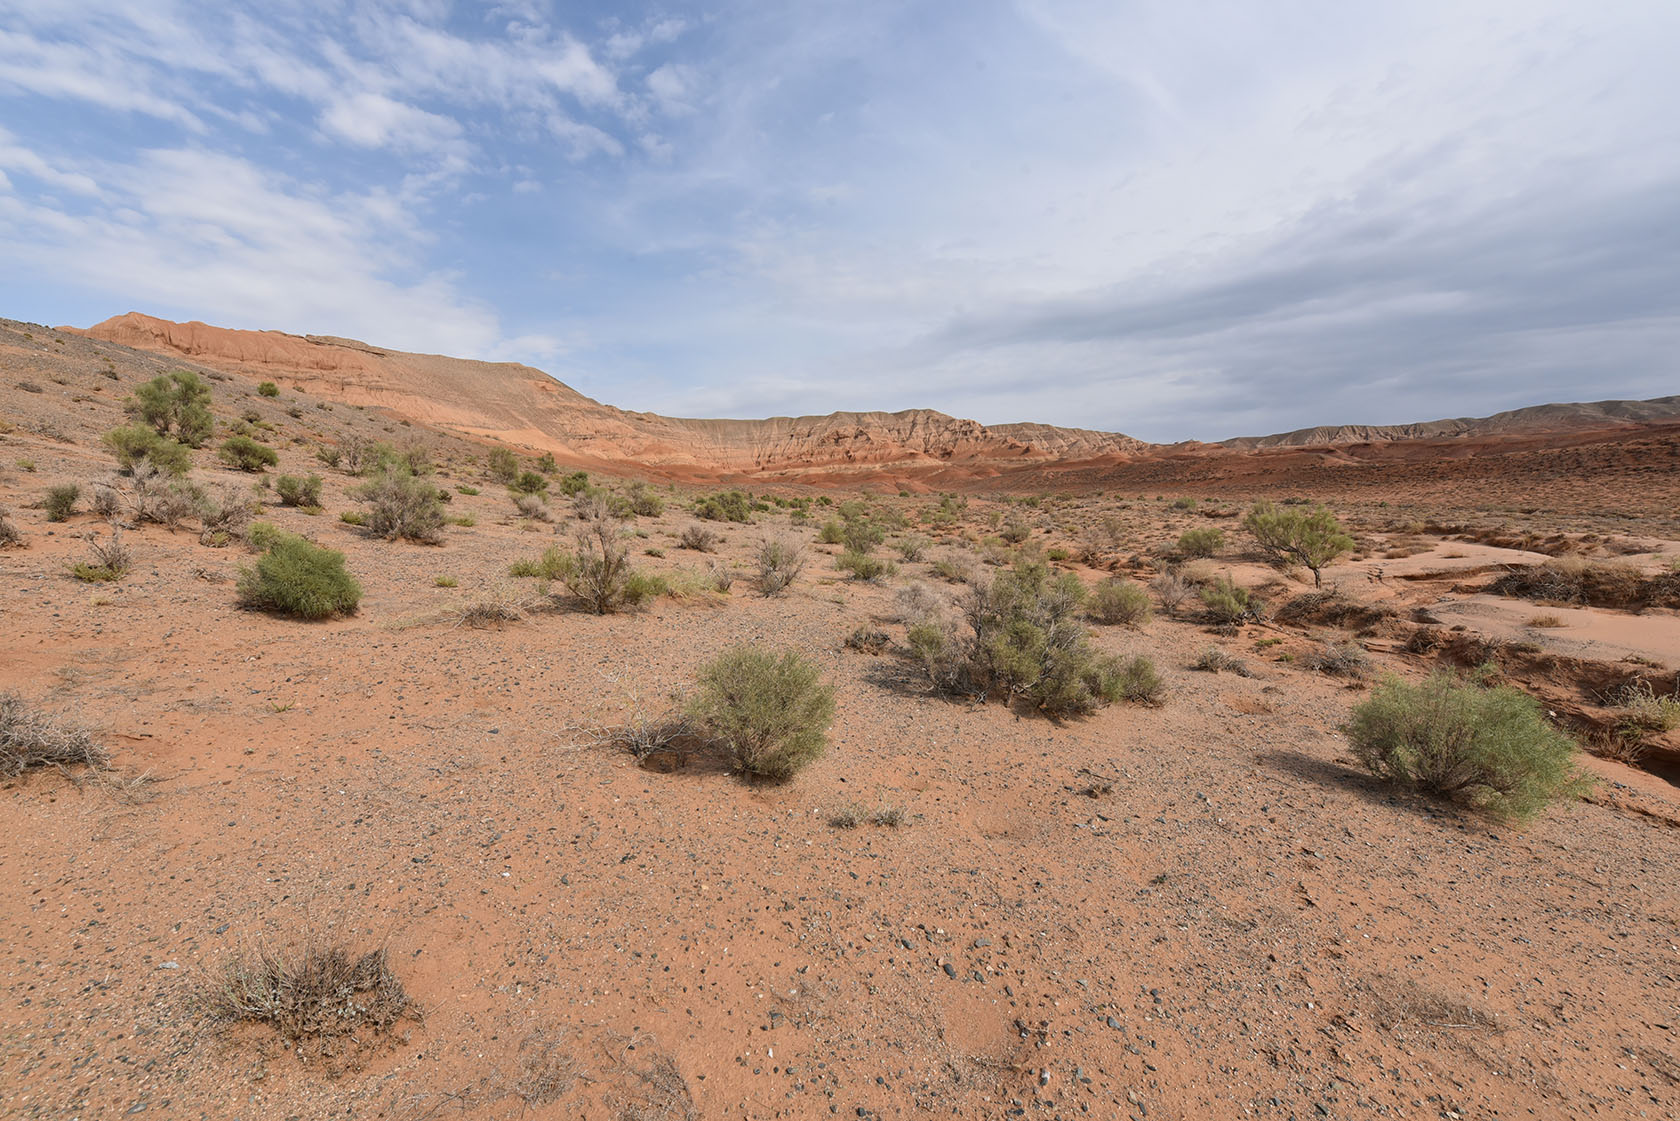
<box><xmin>70</xmin><ymin>313</ymin><xmax>1147</xmax><ymax>479</ymax></box>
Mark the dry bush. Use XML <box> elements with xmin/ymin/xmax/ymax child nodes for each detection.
<box><xmin>844</xmin><ymin>624</ymin><xmax>890</xmax><ymax>654</ymax></box>
<box><xmin>358</xmin><ymin>470</ymin><xmax>446</xmax><ymax>543</ymax></box>
<box><xmin>1274</xmin><ymin>590</ymin><xmax>1394</xmax><ymax>631</ymax></box>
<box><xmin>756</xmin><ymin>534</ymin><xmax>806</xmax><ymax>596</ymax></box>
<box><xmin>274</xmin><ymin>473</ymin><xmax>322</xmax><ymax>508</ymax></box>
<box><xmin>199</xmin><ymin>486</ymin><xmax>255</xmax><ymax>546</ymax></box>
<box><xmin>895</xmin><ymin>535</ymin><xmax>930</xmax><ymax>562</ymax></box>
<box><xmin>89</xmin><ymin>480</ymin><xmax>121</xmax><ymax>519</ymax></box>
<box><xmin>1490</xmin><ymin>557</ymin><xmax>1679</xmax><ymax>611</ymax></box>
<box><xmin>678</xmin><ymin>523</ymin><xmax>719</xmax><ymax>551</ymax></box>
<box><xmin>71</xmin><ymin>529</ymin><xmax>131</xmax><ymax>582</ymax></box>
<box><xmin>127</xmin><ymin>460</ymin><xmax>201</xmax><ymax>527</ymax></box>
<box><xmin>514</xmin><ymin>492</ymin><xmax>551</xmax><ymax>521</ymax></box>
<box><xmin>0</xmin><ymin>507</ymin><xmax>21</xmax><ymax>549</ymax></box>
<box><xmin>1150</xmin><ymin>571</ymin><xmax>1191</xmax><ymax>618</ymax></box>
<box><xmin>0</xmin><ymin>693</ymin><xmax>109</xmax><ymax>776</ymax></box>
<box><xmin>1303</xmin><ymin>641</ymin><xmax>1373</xmax><ymax>678</ymax></box>
<box><xmin>836</xmin><ymin>549</ymin><xmax>896</xmax><ymax>581</ymax></box>
<box><xmin>1077</xmin><ymin>515</ymin><xmax>1125</xmax><ymax>562</ymax></box>
<box><xmin>43</xmin><ymin>483</ymin><xmax>79</xmax><ymax>521</ymax></box>
<box><xmin>1610</xmin><ymin>679</ymin><xmax>1680</xmax><ymax>742</ymax></box>
<box><xmin>450</xmin><ymin>586</ymin><xmax>533</xmax><ymax>629</ymax></box>
<box><xmin>556</xmin><ymin>515</ymin><xmax>663</xmax><ymax>613</ymax></box>
<box><xmin>1176</xmin><ymin>527</ymin><xmax>1223</xmax><ymax>558</ymax></box>
<box><xmin>206</xmin><ymin>944</ymin><xmax>414</xmax><ymax>1046</ymax></box>
<box><xmin>708</xmin><ymin>562</ymin><xmax>733</xmax><ymax>593</ymax></box>
<box><xmin>1527</xmin><ymin>613</ymin><xmax>1565</xmax><ymax>628</ymax></box>
<box><xmin>1191</xmin><ymin>647</ymin><xmax>1252</xmax><ymax>677</ymax></box>
<box><xmin>894</xmin><ymin>580</ymin><xmax>947</xmax><ymax>626</ymax></box>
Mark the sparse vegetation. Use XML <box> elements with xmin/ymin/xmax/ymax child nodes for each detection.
<box><xmin>1347</xmin><ymin>672</ymin><xmax>1588</xmax><ymax>821</ymax></box>
<box><xmin>1303</xmin><ymin>641</ymin><xmax>1372</xmax><ymax>678</ymax></box>
<box><xmin>218</xmin><ymin>434</ymin><xmax>280</xmax><ymax>472</ymax></box>
<box><xmin>0</xmin><ymin>507</ymin><xmax>21</xmax><ymax>548</ymax></box>
<box><xmin>237</xmin><ymin>532</ymin><xmax>362</xmax><ymax>619</ymax></box>
<box><xmin>103</xmin><ymin>423</ymin><xmax>193</xmax><ymax>475</ymax></box>
<box><xmin>487</xmin><ymin>447</ymin><xmax>519</xmax><ymax>484</ymax></box>
<box><xmin>686</xmin><ymin>647</ymin><xmax>835</xmax><ymax>780</ymax></box>
<box><xmin>256</xmin><ymin>380</ymin><xmax>279</xmax><ymax>397</ymax></box>
<box><xmin>0</xmin><ymin>693</ymin><xmax>108</xmax><ymax>776</ymax></box>
<box><xmin>1490</xmin><ymin>557</ymin><xmax>1680</xmax><ymax>611</ymax></box>
<box><xmin>1192</xmin><ymin>647</ymin><xmax>1251</xmax><ymax>676</ymax></box>
<box><xmin>555</xmin><ymin>514</ymin><xmax>660</xmax><ymax>613</ymax></box>
<box><xmin>1151</xmin><ymin>571</ymin><xmax>1192</xmax><ymax>618</ymax></box>
<box><xmin>356</xmin><ymin>470</ymin><xmax>445</xmax><ymax>543</ymax></box>
<box><xmin>679</xmin><ymin>523</ymin><xmax>720</xmax><ymax>552</ymax></box>
<box><xmin>127</xmin><ymin>370</ymin><xmax>213</xmax><ymax>447</ymax></box>
<box><xmin>694</xmin><ymin>490</ymin><xmax>753</xmax><ymax>523</ymax></box>
<box><xmin>513</xmin><ymin>492</ymin><xmax>551</xmax><ymax>521</ymax></box>
<box><xmin>756</xmin><ymin>534</ymin><xmax>806</xmax><ymax>595</ymax></box>
<box><xmin>1088</xmin><ymin>577</ymin><xmax>1151</xmax><ymax>626</ymax></box>
<box><xmin>274</xmin><ymin>473</ymin><xmax>323</xmax><ymax>508</ymax></box>
<box><xmin>1177</xmin><ymin>527</ymin><xmax>1224</xmax><ymax>558</ymax></box>
<box><xmin>43</xmin><ymin>483</ymin><xmax>79</xmax><ymax>521</ymax></box>
<box><xmin>1198</xmin><ymin>576</ymin><xmax>1259</xmax><ymax>625</ymax></box>
<box><xmin>1244</xmin><ymin>501</ymin><xmax>1354</xmax><ymax>586</ymax></box>
<box><xmin>837</xmin><ymin>549</ymin><xmax>896</xmax><ymax>581</ymax></box>
<box><xmin>70</xmin><ymin>530</ymin><xmax>131</xmax><ymax>582</ymax></box>
<box><xmin>206</xmin><ymin>944</ymin><xmax>413</xmax><ymax>1045</ymax></box>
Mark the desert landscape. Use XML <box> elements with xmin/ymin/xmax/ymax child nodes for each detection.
<box><xmin>3</xmin><ymin>313</ymin><xmax>1679</xmax><ymax>1121</ymax></box>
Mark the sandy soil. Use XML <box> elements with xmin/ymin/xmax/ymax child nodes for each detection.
<box><xmin>3</xmin><ymin>319</ymin><xmax>1680</xmax><ymax>1120</ymax></box>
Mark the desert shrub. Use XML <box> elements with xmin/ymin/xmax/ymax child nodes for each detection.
<box><xmin>356</xmin><ymin>470</ymin><xmax>445</xmax><ymax>543</ymax></box>
<box><xmin>274</xmin><ymin>473</ymin><xmax>322</xmax><ymax>508</ymax></box>
<box><xmin>558</xmin><ymin>470</ymin><xmax>591</xmax><ymax>496</ymax></box>
<box><xmin>1347</xmin><ymin>672</ymin><xmax>1587</xmax><ymax>820</ymax></box>
<box><xmin>509</xmin><ymin>546</ymin><xmax>570</xmax><ymax>580</ymax></box>
<box><xmin>103</xmin><ymin>424</ymin><xmax>193</xmax><ymax>476</ymax></box>
<box><xmin>0</xmin><ymin>508</ymin><xmax>21</xmax><ymax>548</ymax></box>
<box><xmin>1303</xmin><ymin>641</ymin><xmax>1372</xmax><ymax>678</ymax></box>
<box><xmin>1171</xmin><ymin>496</ymin><xmax>1198</xmax><ymax>510</ymax></box>
<box><xmin>237</xmin><ymin>532</ymin><xmax>362</xmax><ymax>619</ymax></box>
<box><xmin>908</xmin><ymin>560</ymin><xmax>1135</xmax><ymax>716</ymax></box>
<box><xmin>456</xmin><ymin>484</ymin><xmax>480</xmax><ymax>496</ymax></box>
<box><xmin>1114</xmin><ymin>655</ymin><xmax>1165</xmax><ymax>704</ymax></box>
<box><xmin>686</xmin><ymin>647</ymin><xmax>835</xmax><ymax>780</ymax></box>
<box><xmin>256</xmin><ymin>380</ymin><xmax>279</xmax><ymax>397</ymax></box>
<box><xmin>246</xmin><ymin>521</ymin><xmax>283</xmax><ymax>551</ymax></box>
<box><xmin>487</xmin><ymin>448</ymin><xmax>519</xmax><ymax>484</ymax></box>
<box><xmin>710</xmin><ymin>562</ymin><xmax>734</xmax><ymax>593</ymax></box>
<box><xmin>199</xmin><ymin>486</ymin><xmax>255</xmax><ymax>545</ymax></box>
<box><xmin>837</xmin><ymin>549</ymin><xmax>896</xmax><ymax>581</ymax></box>
<box><xmin>513</xmin><ymin>493</ymin><xmax>551</xmax><ymax>521</ymax></box>
<box><xmin>1611</xmin><ymin>679</ymin><xmax>1680</xmax><ymax>738</ymax></box>
<box><xmin>1488</xmin><ymin>557</ymin><xmax>1678</xmax><ymax>611</ymax></box>
<box><xmin>1274</xmin><ymin>590</ymin><xmax>1395</xmax><ymax>631</ymax></box>
<box><xmin>1177</xmin><ymin>527</ymin><xmax>1224</xmax><ymax>558</ymax></box>
<box><xmin>554</xmin><ymin>517</ymin><xmax>653</xmax><ymax>613</ymax></box>
<box><xmin>694</xmin><ymin>490</ymin><xmax>753</xmax><ymax>523</ymax></box>
<box><xmin>43</xmin><ymin>484</ymin><xmax>79</xmax><ymax>521</ymax></box>
<box><xmin>1244</xmin><ymin>501</ymin><xmax>1354</xmax><ymax>586</ymax></box>
<box><xmin>845</xmin><ymin>624</ymin><xmax>890</xmax><ymax>654</ymax></box>
<box><xmin>339</xmin><ymin>510</ymin><xmax>367</xmax><ymax>526</ymax></box>
<box><xmin>1089</xmin><ymin>577</ymin><xmax>1151</xmax><ymax>626</ymax></box>
<box><xmin>315</xmin><ymin>445</ymin><xmax>342</xmax><ymax>469</ymax></box>
<box><xmin>218</xmin><ymin>435</ymin><xmax>279</xmax><ymax>472</ymax></box>
<box><xmin>679</xmin><ymin>523</ymin><xmax>720</xmax><ymax>552</ymax></box>
<box><xmin>509</xmin><ymin>470</ymin><xmax>548</xmax><ymax>496</ymax></box>
<box><xmin>121</xmin><ymin>462</ymin><xmax>202</xmax><ymax>528</ymax></box>
<box><xmin>0</xmin><ymin>693</ymin><xmax>108</xmax><ymax>775</ymax></box>
<box><xmin>895</xmin><ymin>535</ymin><xmax>930</xmax><ymax>562</ymax></box>
<box><xmin>626</xmin><ymin>482</ymin><xmax>664</xmax><ymax>517</ymax></box>
<box><xmin>127</xmin><ymin>369</ymin><xmax>213</xmax><ymax>447</ymax></box>
<box><xmin>71</xmin><ymin>530</ymin><xmax>131</xmax><ymax>582</ymax></box>
<box><xmin>532</xmin><ymin>451</ymin><xmax>557</xmax><ymax>474</ymax></box>
<box><xmin>756</xmin><ymin>534</ymin><xmax>806</xmax><ymax>596</ymax></box>
<box><xmin>89</xmin><ymin>482</ymin><xmax>120</xmax><ymax>519</ymax></box>
<box><xmin>816</xmin><ymin>519</ymin><xmax>845</xmax><ymax>544</ymax></box>
<box><xmin>207</xmin><ymin>944</ymin><xmax>412</xmax><ymax>1044</ymax></box>
<box><xmin>1198</xmin><ymin>576</ymin><xmax>1258</xmax><ymax>624</ymax></box>
<box><xmin>1151</xmin><ymin>571</ymin><xmax>1192</xmax><ymax>618</ymax></box>
<box><xmin>999</xmin><ymin>518</ymin><xmax>1031</xmax><ymax>545</ymax></box>
<box><xmin>1191</xmin><ymin>647</ymin><xmax>1251</xmax><ymax>676</ymax></box>
<box><xmin>398</xmin><ymin>443</ymin><xmax>432</xmax><ymax>476</ymax></box>
<box><xmin>842</xmin><ymin>519</ymin><xmax>886</xmax><ymax>554</ymax></box>
<box><xmin>931</xmin><ymin>557</ymin><xmax>971</xmax><ymax>583</ymax></box>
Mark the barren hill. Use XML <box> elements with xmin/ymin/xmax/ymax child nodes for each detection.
<box><xmin>1221</xmin><ymin>395</ymin><xmax>1680</xmax><ymax>448</ymax></box>
<box><xmin>72</xmin><ymin>313</ymin><xmax>1147</xmax><ymax>481</ymax></box>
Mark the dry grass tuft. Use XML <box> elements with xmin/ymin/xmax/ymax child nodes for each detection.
<box><xmin>205</xmin><ymin>944</ymin><xmax>415</xmax><ymax>1045</ymax></box>
<box><xmin>0</xmin><ymin>693</ymin><xmax>109</xmax><ymax>776</ymax></box>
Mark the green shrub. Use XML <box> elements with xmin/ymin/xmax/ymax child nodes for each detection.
<box><xmin>355</xmin><ymin>470</ymin><xmax>445</xmax><ymax>543</ymax></box>
<box><xmin>816</xmin><ymin>519</ymin><xmax>845</xmax><ymax>544</ymax></box>
<box><xmin>1198</xmin><ymin>576</ymin><xmax>1257</xmax><ymax>624</ymax></box>
<box><xmin>625</xmin><ymin>482</ymin><xmax>664</xmax><ymax>517</ymax></box>
<box><xmin>218</xmin><ymin>435</ymin><xmax>279</xmax><ymax>472</ymax></box>
<box><xmin>837</xmin><ymin>549</ymin><xmax>896</xmax><ymax>581</ymax></box>
<box><xmin>70</xmin><ymin>531</ymin><xmax>131</xmax><ymax>582</ymax></box>
<box><xmin>1348</xmin><ymin>672</ymin><xmax>1587</xmax><ymax>820</ymax></box>
<box><xmin>43</xmin><ymin>484</ymin><xmax>79</xmax><ymax>522</ymax></box>
<box><xmin>509</xmin><ymin>546</ymin><xmax>570</xmax><ymax>580</ymax></box>
<box><xmin>339</xmin><ymin>511</ymin><xmax>367</xmax><ymax>526</ymax></box>
<box><xmin>237</xmin><ymin>532</ymin><xmax>361</xmax><ymax>619</ymax></box>
<box><xmin>487</xmin><ymin>448</ymin><xmax>519</xmax><ymax>484</ymax></box>
<box><xmin>127</xmin><ymin>370</ymin><xmax>213</xmax><ymax>447</ymax></box>
<box><xmin>1089</xmin><ymin>577</ymin><xmax>1151</xmax><ymax>626</ymax></box>
<box><xmin>554</xmin><ymin>516</ymin><xmax>656</xmax><ymax>613</ymax></box>
<box><xmin>535</xmin><ymin>452</ymin><xmax>557</xmax><ymax>474</ymax></box>
<box><xmin>257</xmin><ymin>381</ymin><xmax>279</xmax><ymax>397</ymax></box>
<box><xmin>509</xmin><ymin>470</ymin><xmax>548</xmax><ymax>496</ymax></box>
<box><xmin>1176</xmin><ymin>527</ymin><xmax>1224</xmax><ymax>558</ymax></box>
<box><xmin>456</xmin><ymin>484</ymin><xmax>480</xmax><ymax>496</ymax></box>
<box><xmin>274</xmin><ymin>473</ymin><xmax>323</xmax><ymax>507</ymax></box>
<box><xmin>694</xmin><ymin>490</ymin><xmax>753</xmax><ymax>523</ymax></box>
<box><xmin>246</xmin><ymin>520</ymin><xmax>283</xmax><ymax>551</ymax></box>
<box><xmin>1244</xmin><ymin>501</ymin><xmax>1353</xmax><ymax>586</ymax></box>
<box><xmin>559</xmin><ymin>470</ymin><xmax>591</xmax><ymax>496</ymax></box>
<box><xmin>687</xmin><ymin>648</ymin><xmax>835</xmax><ymax>780</ymax></box>
<box><xmin>896</xmin><ymin>536</ymin><xmax>930</xmax><ymax>562</ymax></box>
<box><xmin>1113</xmin><ymin>655</ymin><xmax>1165</xmax><ymax>704</ymax></box>
<box><xmin>998</xmin><ymin>519</ymin><xmax>1031</xmax><ymax>545</ymax></box>
<box><xmin>103</xmin><ymin>424</ymin><xmax>193</xmax><ymax>475</ymax></box>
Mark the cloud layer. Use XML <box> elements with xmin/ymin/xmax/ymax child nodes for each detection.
<box><xmin>1</xmin><ymin>0</ymin><xmax>1675</xmax><ymax>440</ymax></box>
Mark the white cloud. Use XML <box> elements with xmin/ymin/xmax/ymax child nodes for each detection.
<box><xmin>319</xmin><ymin>91</ymin><xmax>470</xmax><ymax>164</ymax></box>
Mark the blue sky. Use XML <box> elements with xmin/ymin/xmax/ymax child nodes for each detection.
<box><xmin>0</xmin><ymin>1</ymin><xmax>1676</xmax><ymax>441</ymax></box>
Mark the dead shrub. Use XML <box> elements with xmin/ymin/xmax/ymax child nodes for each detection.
<box><xmin>1303</xmin><ymin>641</ymin><xmax>1373</xmax><ymax>678</ymax></box>
<box><xmin>679</xmin><ymin>523</ymin><xmax>720</xmax><ymax>551</ymax></box>
<box><xmin>206</xmin><ymin>944</ymin><xmax>415</xmax><ymax>1048</ymax></box>
<box><xmin>844</xmin><ymin>624</ymin><xmax>890</xmax><ymax>654</ymax></box>
<box><xmin>756</xmin><ymin>534</ymin><xmax>806</xmax><ymax>596</ymax></box>
<box><xmin>0</xmin><ymin>507</ymin><xmax>21</xmax><ymax>549</ymax></box>
<box><xmin>450</xmin><ymin>586</ymin><xmax>532</xmax><ymax>629</ymax></box>
<box><xmin>514</xmin><ymin>492</ymin><xmax>551</xmax><ymax>521</ymax></box>
<box><xmin>1274</xmin><ymin>590</ymin><xmax>1394</xmax><ymax>632</ymax></box>
<box><xmin>0</xmin><ymin>693</ymin><xmax>109</xmax><ymax>776</ymax></box>
<box><xmin>1191</xmin><ymin>647</ymin><xmax>1252</xmax><ymax>677</ymax></box>
<box><xmin>1490</xmin><ymin>557</ymin><xmax>1679</xmax><ymax>611</ymax></box>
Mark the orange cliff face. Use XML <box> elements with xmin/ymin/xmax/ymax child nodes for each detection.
<box><xmin>68</xmin><ymin>312</ymin><xmax>1150</xmax><ymax>480</ymax></box>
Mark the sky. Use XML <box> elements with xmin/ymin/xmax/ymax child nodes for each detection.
<box><xmin>0</xmin><ymin>1</ymin><xmax>1675</xmax><ymax>442</ymax></box>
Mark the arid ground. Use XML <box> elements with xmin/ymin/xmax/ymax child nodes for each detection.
<box><xmin>3</xmin><ymin>316</ymin><xmax>1679</xmax><ymax>1120</ymax></box>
